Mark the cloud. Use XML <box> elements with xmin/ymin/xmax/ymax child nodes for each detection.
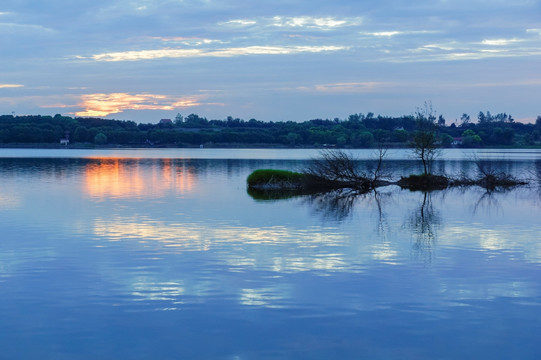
<box><xmin>271</xmin><ymin>16</ymin><xmax>359</xmax><ymax>29</ymax></box>
<box><xmin>0</xmin><ymin>22</ymin><xmax>56</xmax><ymax>34</ymax></box>
<box><xmin>75</xmin><ymin>93</ymin><xmax>204</xmax><ymax>117</ymax></box>
<box><xmin>220</xmin><ymin>15</ymin><xmax>363</xmax><ymax>31</ymax></box>
<box><xmin>149</xmin><ymin>36</ymin><xmax>223</xmax><ymax>46</ymax></box>
<box><xmin>464</xmin><ymin>79</ymin><xmax>541</xmax><ymax>88</ymax></box>
<box><xmin>85</xmin><ymin>45</ymin><xmax>347</xmax><ymax>62</ymax></box>
<box><xmin>221</xmin><ymin>19</ymin><xmax>257</xmax><ymax>26</ymax></box>
<box><xmin>389</xmin><ymin>35</ymin><xmax>541</xmax><ymax>63</ymax></box>
<box><xmin>481</xmin><ymin>38</ymin><xmax>523</xmax><ymax>46</ymax></box>
<box><xmin>297</xmin><ymin>82</ymin><xmax>388</xmax><ymax>93</ymax></box>
<box><xmin>526</xmin><ymin>29</ymin><xmax>541</xmax><ymax>36</ymax></box>
<box><xmin>0</xmin><ymin>84</ymin><xmax>24</xmax><ymax>89</ymax></box>
<box><xmin>360</xmin><ymin>30</ymin><xmax>438</xmax><ymax>37</ymax></box>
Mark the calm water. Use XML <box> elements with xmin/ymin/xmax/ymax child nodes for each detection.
<box><xmin>1</xmin><ymin>148</ymin><xmax>541</xmax><ymax>359</ymax></box>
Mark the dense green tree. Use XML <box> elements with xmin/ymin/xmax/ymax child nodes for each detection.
<box><xmin>0</xmin><ymin>110</ymin><xmax>538</xmax><ymax>148</ymax></box>
<box><xmin>174</xmin><ymin>113</ymin><xmax>184</xmax><ymax>126</ymax></box>
<box><xmin>462</xmin><ymin>129</ymin><xmax>482</xmax><ymax>147</ymax></box>
<box><xmin>392</xmin><ymin>129</ymin><xmax>409</xmax><ymax>143</ymax></box>
<box><xmin>460</xmin><ymin>113</ymin><xmax>471</xmax><ymax>127</ymax></box>
<box><xmin>94</xmin><ymin>132</ymin><xmax>108</xmax><ymax>145</ymax></box>
<box><xmin>439</xmin><ymin>133</ymin><xmax>454</xmax><ymax>148</ymax></box>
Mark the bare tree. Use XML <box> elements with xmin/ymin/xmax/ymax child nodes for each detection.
<box><xmin>304</xmin><ymin>148</ymin><xmax>391</xmax><ymax>191</ymax></box>
<box><xmin>370</xmin><ymin>144</ymin><xmax>389</xmax><ymax>185</ymax></box>
<box><xmin>474</xmin><ymin>160</ymin><xmax>526</xmax><ymax>190</ymax></box>
<box><xmin>451</xmin><ymin>156</ymin><xmax>527</xmax><ymax>190</ymax></box>
<box><xmin>411</xmin><ymin>101</ymin><xmax>441</xmax><ymax>175</ymax></box>
<box><xmin>305</xmin><ymin>150</ymin><xmax>371</xmax><ymax>190</ymax></box>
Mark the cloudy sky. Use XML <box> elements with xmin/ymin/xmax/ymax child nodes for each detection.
<box><xmin>1</xmin><ymin>0</ymin><xmax>540</xmax><ymax>123</ymax></box>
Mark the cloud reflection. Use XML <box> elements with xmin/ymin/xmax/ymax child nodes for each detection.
<box><xmin>92</xmin><ymin>216</ymin><xmax>352</xmax><ymax>273</ymax></box>
<box><xmin>132</xmin><ymin>280</ymin><xmax>185</xmax><ymax>302</ymax></box>
<box><xmin>0</xmin><ymin>191</ymin><xmax>21</xmax><ymax>210</ymax></box>
<box><xmin>240</xmin><ymin>287</ymin><xmax>286</xmax><ymax>308</ymax></box>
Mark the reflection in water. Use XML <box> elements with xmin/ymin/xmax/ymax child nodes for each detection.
<box><xmin>297</xmin><ymin>185</ymin><xmax>541</xmax><ymax>265</ymax></box>
<box><xmin>303</xmin><ymin>188</ymin><xmax>371</xmax><ymax>220</ymax></box>
<box><xmin>132</xmin><ymin>280</ymin><xmax>185</xmax><ymax>303</ymax></box>
<box><xmin>240</xmin><ymin>286</ymin><xmax>288</xmax><ymax>308</ymax></box>
<box><xmin>530</xmin><ymin>160</ymin><xmax>541</xmax><ymax>205</ymax></box>
<box><xmin>535</xmin><ymin>160</ymin><xmax>541</xmax><ymax>184</ymax></box>
<box><xmin>2</xmin><ymin>152</ymin><xmax>541</xmax><ymax>359</ymax></box>
<box><xmin>84</xmin><ymin>158</ymin><xmax>196</xmax><ymax>199</ymax></box>
<box><xmin>93</xmin><ymin>216</ymin><xmax>349</xmax><ymax>273</ymax></box>
<box><xmin>371</xmin><ymin>190</ymin><xmax>399</xmax><ymax>264</ymax></box>
<box><xmin>407</xmin><ymin>192</ymin><xmax>441</xmax><ymax>263</ymax></box>
<box><xmin>0</xmin><ymin>190</ymin><xmax>20</xmax><ymax>210</ymax></box>
<box><xmin>472</xmin><ymin>190</ymin><xmax>504</xmax><ymax>216</ymax></box>
<box><xmin>301</xmin><ymin>188</ymin><xmax>443</xmax><ymax>262</ymax></box>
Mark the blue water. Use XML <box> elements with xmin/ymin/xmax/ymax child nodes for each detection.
<box><xmin>0</xmin><ymin>149</ymin><xmax>540</xmax><ymax>359</ymax></box>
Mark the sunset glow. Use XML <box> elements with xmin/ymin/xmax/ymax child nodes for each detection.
<box><xmin>76</xmin><ymin>93</ymin><xmax>203</xmax><ymax>117</ymax></box>
<box><xmin>84</xmin><ymin>159</ymin><xmax>196</xmax><ymax>200</ymax></box>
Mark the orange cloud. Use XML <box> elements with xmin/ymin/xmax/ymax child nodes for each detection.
<box><xmin>75</xmin><ymin>92</ymin><xmax>203</xmax><ymax>117</ymax></box>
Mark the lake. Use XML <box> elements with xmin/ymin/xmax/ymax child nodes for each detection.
<box><xmin>1</xmin><ymin>148</ymin><xmax>541</xmax><ymax>359</ymax></box>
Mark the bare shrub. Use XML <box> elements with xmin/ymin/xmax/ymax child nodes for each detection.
<box><xmin>473</xmin><ymin>160</ymin><xmax>526</xmax><ymax>190</ymax></box>
<box><xmin>449</xmin><ymin>157</ymin><xmax>527</xmax><ymax>190</ymax></box>
<box><xmin>304</xmin><ymin>149</ymin><xmax>391</xmax><ymax>191</ymax></box>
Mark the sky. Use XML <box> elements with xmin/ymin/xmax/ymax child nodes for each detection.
<box><xmin>0</xmin><ymin>0</ymin><xmax>540</xmax><ymax>124</ymax></box>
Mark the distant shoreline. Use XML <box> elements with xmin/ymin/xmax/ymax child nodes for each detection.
<box><xmin>1</xmin><ymin>143</ymin><xmax>540</xmax><ymax>150</ymax></box>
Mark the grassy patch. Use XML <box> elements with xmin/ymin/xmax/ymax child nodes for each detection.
<box><xmin>247</xmin><ymin>169</ymin><xmax>306</xmax><ymax>189</ymax></box>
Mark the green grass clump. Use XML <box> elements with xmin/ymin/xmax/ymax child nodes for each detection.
<box><xmin>247</xmin><ymin>169</ymin><xmax>306</xmax><ymax>188</ymax></box>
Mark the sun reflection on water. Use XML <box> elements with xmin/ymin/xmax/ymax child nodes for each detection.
<box><xmin>84</xmin><ymin>158</ymin><xmax>196</xmax><ymax>200</ymax></box>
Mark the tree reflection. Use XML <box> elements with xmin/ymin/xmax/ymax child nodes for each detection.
<box><xmin>373</xmin><ymin>190</ymin><xmax>390</xmax><ymax>237</ymax></box>
<box><xmin>535</xmin><ymin>160</ymin><xmax>541</xmax><ymax>186</ymax></box>
<box><xmin>303</xmin><ymin>188</ymin><xmax>367</xmax><ymax>220</ymax></box>
<box><xmin>472</xmin><ymin>190</ymin><xmax>504</xmax><ymax>216</ymax></box>
<box><xmin>249</xmin><ymin>172</ymin><xmax>539</xmax><ymax>266</ymax></box>
<box><xmin>530</xmin><ymin>160</ymin><xmax>541</xmax><ymax>205</ymax></box>
<box><xmin>303</xmin><ymin>187</ymin><xmax>443</xmax><ymax>263</ymax></box>
<box><xmin>407</xmin><ymin>191</ymin><xmax>441</xmax><ymax>263</ymax></box>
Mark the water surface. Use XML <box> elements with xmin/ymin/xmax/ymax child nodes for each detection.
<box><xmin>0</xmin><ymin>149</ymin><xmax>540</xmax><ymax>359</ymax></box>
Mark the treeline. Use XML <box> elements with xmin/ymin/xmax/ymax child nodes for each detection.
<box><xmin>0</xmin><ymin>112</ymin><xmax>540</xmax><ymax>148</ymax></box>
